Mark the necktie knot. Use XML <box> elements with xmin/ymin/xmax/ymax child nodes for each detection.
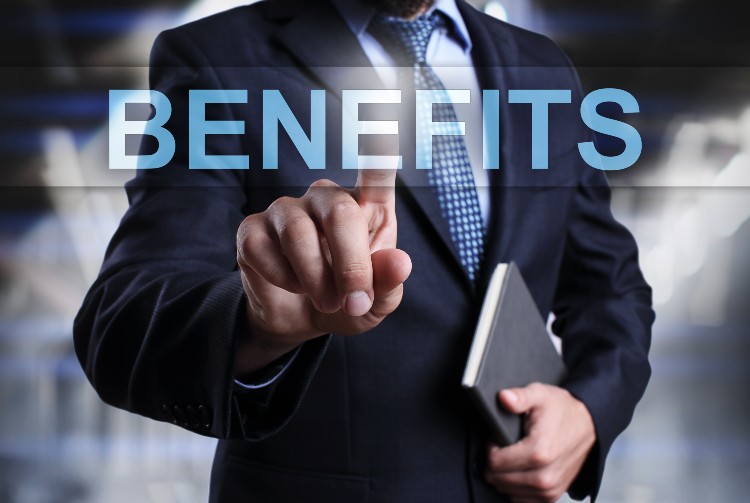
<box><xmin>367</xmin><ymin>11</ymin><xmax>445</xmax><ymax>66</ymax></box>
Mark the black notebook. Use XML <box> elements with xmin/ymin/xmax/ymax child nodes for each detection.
<box><xmin>462</xmin><ymin>262</ymin><xmax>567</xmax><ymax>446</ymax></box>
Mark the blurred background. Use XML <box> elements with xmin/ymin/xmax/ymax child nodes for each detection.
<box><xmin>0</xmin><ymin>0</ymin><xmax>749</xmax><ymax>501</ymax></box>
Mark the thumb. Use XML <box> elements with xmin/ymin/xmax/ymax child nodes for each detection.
<box><xmin>368</xmin><ymin>248</ymin><xmax>412</xmax><ymax>319</ymax></box>
<box><xmin>372</xmin><ymin>248</ymin><xmax>412</xmax><ymax>295</ymax></box>
<box><xmin>498</xmin><ymin>384</ymin><xmax>545</xmax><ymax>414</ymax></box>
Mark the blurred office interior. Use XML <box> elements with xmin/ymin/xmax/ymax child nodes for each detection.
<box><xmin>1</xmin><ymin>0</ymin><xmax>749</xmax><ymax>501</ymax></box>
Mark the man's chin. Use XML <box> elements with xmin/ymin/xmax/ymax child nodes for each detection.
<box><xmin>363</xmin><ymin>0</ymin><xmax>436</xmax><ymax>19</ymax></box>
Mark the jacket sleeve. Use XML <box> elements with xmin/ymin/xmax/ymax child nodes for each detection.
<box><xmin>73</xmin><ymin>28</ymin><xmax>329</xmax><ymax>441</ymax></box>
<box><xmin>556</xmin><ymin>164</ymin><xmax>654</xmax><ymax>500</ymax></box>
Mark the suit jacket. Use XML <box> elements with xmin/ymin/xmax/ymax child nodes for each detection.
<box><xmin>73</xmin><ymin>0</ymin><xmax>654</xmax><ymax>501</ymax></box>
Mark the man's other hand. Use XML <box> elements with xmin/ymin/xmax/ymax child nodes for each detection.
<box><xmin>484</xmin><ymin>383</ymin><xmax>596</xmax><ymax>503</ymax></box>
<box><xmin>234</xmin><ymin>165</ymin><xmax>411</xmax><ymax>374</ymax></box>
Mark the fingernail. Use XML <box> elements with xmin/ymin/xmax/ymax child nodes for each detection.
<box><xmin>502</xmin><ymin>390</ymin><xmax>518</xmax><ymax>403</ymax></box>
<box><xmin>320</xmin><ymin>293</ymin><xmax>341</xmax><ymax>313</ymax></box>
<box><xmin>345</xmin><ymin>291</ymin><xmax>372</xmax><ymax>316</ymax></box>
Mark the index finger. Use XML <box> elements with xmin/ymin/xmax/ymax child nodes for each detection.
<box><xmin>354</xmin><ymin>169</ymin><xmax>398</xmax><ymax>205</ymax></box>
<box><xmin>354</xmin><ymin>132</ymin><xmax>399</xmax><ymax>205</ymax></box>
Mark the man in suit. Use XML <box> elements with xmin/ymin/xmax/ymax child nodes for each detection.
<box><xmin>74</xmin><ymin>0</ymin><xmax>654</xmax><ymax>501</ymax></box>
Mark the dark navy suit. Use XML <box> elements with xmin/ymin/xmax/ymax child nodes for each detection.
<box><xmin>74</xmin><ymin>0</ymin><xmax>654</xmax><ymax>501</ymax></box>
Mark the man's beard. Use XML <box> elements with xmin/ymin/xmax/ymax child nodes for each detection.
<box><xmin>365</xmin><ymin>0</ymin><xmax>435</xmax><ymax>19</ymax></box>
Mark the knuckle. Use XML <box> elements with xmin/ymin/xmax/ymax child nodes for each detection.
<box><xmin>327</xmin><ymin>199</ymin><xmax>362</xmax><ymax>224</ymax></box>
<box><xmin>360</xmin><ymin>168</ymin><xmax>392</xmax><ymax>183</ymax></box>
<box><xmin>239</xmin><ymin>233</ymin><xmax>262</xmax><ymax>262</ymax></box>
<box><xmin>531</xmin><ymin>471</ymin><xmax>557</xmax><ymax>492</ymax></box>
<box><xmin>529</xmin><ymin>445</ymin><xmax>553</xmax><ymax>467</ymax></box>
<box><xmin>338</xmin><ymin>260</ymin><xmax>370</xmax><ymax>285</ymax></box>
<box><xmin>309</xmin><ymin>178</ymin><xmax>337</xmax><ymax>190</ymax></box>
<box><xmin>278</xmin><ymin>215</ymin><xmax>314</xmax><ymax>244</ymax></box>
<box><xmin>238</xmin><ymin>212</ymin><xmax>261</xmax><ymax>234</ymax></box>
<box><xmin>237</xmin><ymin>216</ymin><xmax>263</xmax><ymax>257</ymax></box>
<box><xmin>268</xmin><ymin>195</ymin><xmax>296</xmax><ymax>214</ymax></box>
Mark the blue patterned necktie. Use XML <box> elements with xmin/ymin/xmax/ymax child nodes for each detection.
<box><xmin>368</xmin><ymin>11</ymin><xmax>486</xmax><ymax>283</ymax></box>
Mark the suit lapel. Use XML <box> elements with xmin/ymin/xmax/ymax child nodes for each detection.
<box><xmin>270</xmin><ymin>0</ymin><xmax>380</xmax><ymax>96</ymax></box>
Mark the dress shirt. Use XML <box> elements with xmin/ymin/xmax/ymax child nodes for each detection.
<box><xmin>331</xmin><ymin>0</ymin><xmax>491</xmax><ymax>224</ymax></box>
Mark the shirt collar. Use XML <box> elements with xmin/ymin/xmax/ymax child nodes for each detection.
<box><xmin>329</xmin><ymin>0</ymin><xmax>473</xmax><ymax>54</ymax></box>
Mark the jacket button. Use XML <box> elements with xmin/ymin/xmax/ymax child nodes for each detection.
<box><xmin>173</xmin><ymin>405</ymin><xmax>187</xmax><ymax>426</ymax></box>
<box><xmin>198</xmin><ymin>405</ymin><xmax>212</xmax><ymax>429</ymax></box>
<box><xmin>185</xmin><ymin>405</ymin><xmax>200</xmax><ymax>427</ymax></box>
<box><xmin>162</xmin><ymin>404</ymin><xmax>177</xmax><ymax>424</ymax></box>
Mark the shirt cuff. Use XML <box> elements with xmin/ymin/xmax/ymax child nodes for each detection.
<box><xmin>234</xmin><ymin>346</ymin><xmax>301</xmax><ymax>390</ymax></box>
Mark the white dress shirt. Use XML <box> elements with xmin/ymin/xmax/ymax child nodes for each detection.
<box><xmin>331</xmin><ymin>0</ymin><xmax>491</xmax><ymax>225</ymax></box>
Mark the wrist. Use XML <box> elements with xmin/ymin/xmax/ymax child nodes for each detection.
<box><xmin>235</xmin><ymin>326</ymin><xmax>300</xmax><ymax>375</ymax></box>
<box><xmin>235</xmin><ymin>304</ymin><xmax>302</xmax><ymax>375</ymax></box>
